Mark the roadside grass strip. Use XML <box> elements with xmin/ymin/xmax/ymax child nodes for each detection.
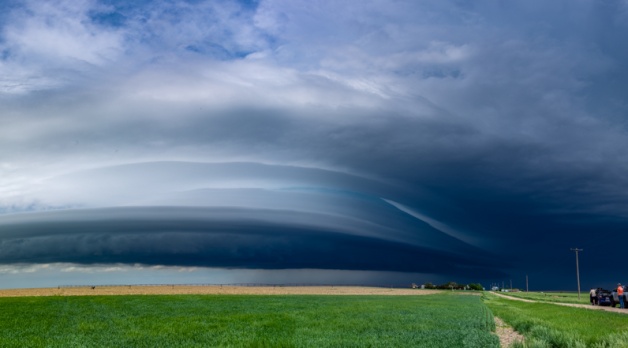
<box><xmin>0</xmin><ymin>293</ymin><xmax>498</xmax><ymax>347</ymax></box>
<box><xmin>498</xmin><ymin>291</ymin><xmax>591</xmax><ymax>305</ymax></box>
<box><xmin>484</xmin><ymin>293</ymin><xmax>628</xmax><ymax>347</ymax></box>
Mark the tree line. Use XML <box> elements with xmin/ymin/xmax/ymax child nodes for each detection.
<box><xmin>423</xmin><ymin>281</ymin><xmax>483</xmax><ymax>291</ymax></box>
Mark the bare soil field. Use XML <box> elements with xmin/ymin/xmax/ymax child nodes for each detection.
<box><xmin>0</xmin><ymin>285</ymin><xmax>442</xmax><ymax>297</ymax></box>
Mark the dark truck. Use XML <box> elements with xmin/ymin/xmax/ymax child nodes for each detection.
<box><xmin>595</xmin><ymin>288</ymin><xmax>613</xmax><ymax>306</ymax></box>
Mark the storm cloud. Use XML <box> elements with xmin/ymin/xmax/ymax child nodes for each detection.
<box><xmin>1</xmin><ymin>0</ymin><xmax>627</xmax><ymax>289</ymax></box>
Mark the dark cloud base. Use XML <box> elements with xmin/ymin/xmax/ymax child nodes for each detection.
<box><xmin>0</xmin><ymin>207</ymin><xmax>507</xmax><ymax>280</ymax></box>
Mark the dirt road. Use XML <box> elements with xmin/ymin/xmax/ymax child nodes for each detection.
<box><xmin>492</xmin><ymin>292</ymin><xmax>628</xmax><ymax>314</ymax></box>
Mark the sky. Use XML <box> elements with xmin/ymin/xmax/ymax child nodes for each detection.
<box><xmin>0</xmin><ymin>0</ymin><xmax>627</xmax><ymax>290</ymax></box>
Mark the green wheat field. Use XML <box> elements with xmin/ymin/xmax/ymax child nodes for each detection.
<box><xmin>0</xmin><ymin>293</ymin><xmax>497</xmax><ymax>348</ymax></box>
<box><xmin>3</xmin><ymin>291</ymin><xmax>628</xmax><ymax>347</ymax></box>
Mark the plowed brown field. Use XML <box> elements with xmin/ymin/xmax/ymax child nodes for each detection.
<box><xmin>0</xmin><ymin>286</ymin><xmax>441</xmax><ymax>297</ymax></box>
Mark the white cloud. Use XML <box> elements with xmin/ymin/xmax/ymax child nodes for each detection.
<box><xmin>0</xmin><ymin>0</ymin><xmax>124</xmax><ymax>93</ymax></box>
<box><xmin>5</xmin><ymin>2</ymin><xmax>122</xmax><ymax>65</ymax></box>
<box><xmin>0</xmin><ymin>263</ymin><xmax>51</xmax><ymax>274</ymax></box>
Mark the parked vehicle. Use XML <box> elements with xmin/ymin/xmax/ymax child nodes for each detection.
<box><xmin>596</xmin><ymin>288</ymin><xmax>613</xmax><ymax>306</ymax></box>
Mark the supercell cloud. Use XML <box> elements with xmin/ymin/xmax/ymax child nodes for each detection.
<box><xmin>1</xmin><ymin>0</ymin><xmax>627</xmax><ymax>289</ymax></box>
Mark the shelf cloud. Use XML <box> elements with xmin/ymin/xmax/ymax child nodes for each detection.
<box><xmin>1</xmin><ymin>0</ymin><xmax>627</xmax><ymax>289</ymax></box>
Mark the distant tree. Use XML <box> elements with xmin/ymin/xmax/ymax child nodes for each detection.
<box><xmin>423</xmin><ymin>282</ymin><xmax>436</xmax><ymax>289</ymax></box>
<box><xmin>468</xmin><ymin>283</ymin><xmax>483</xmax><ymax>291</ymax></box>
<box><xmin>438</xmin><ymin>281</ymin><xmax>459</xmax><ymax>290</ymax></box>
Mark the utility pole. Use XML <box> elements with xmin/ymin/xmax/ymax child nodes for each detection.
<box><xmin>526</xmin><ymin>274</ymin><xmax>529</xmax><ymax>292</ymax></box>
<box><xmin>510</xmin><ymin>279</ymin><xmax>512</xmax><ymax>290</ymax></box>
<box><xmin>571</xmin><ymin>248</ymin><xmax>583</xmax><ymax>300</ymax></box>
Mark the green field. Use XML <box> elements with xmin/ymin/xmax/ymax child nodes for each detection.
<box><xmin>484</xmin><ymin>293</ymin><xmax>628</xmax><ymax>347</ymax></box>
<box><xmin>0</xmin><ymin>293</ymin><xmax>498</xmax><ymax>347</ymax></box>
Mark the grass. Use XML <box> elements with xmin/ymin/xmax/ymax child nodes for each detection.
<box><xmin>0</xmin><ymin>293</ymin><xmax>498</xmax><ymax>347</ymax></box>
<box><xmin>498</xmin><ymin>291</ymin><xmax>591</xmax><ymax>305</ymax></box>
<box><xmin>484</xmin><ymin>293</ymin><xmax>628</xmax><ymax>347</ymax></box>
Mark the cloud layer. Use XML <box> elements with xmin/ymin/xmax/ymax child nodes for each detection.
<box><xmin>1</xmin><ymin>0</ymin><xmax>628</xmax><ymax>289</ymax></box>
